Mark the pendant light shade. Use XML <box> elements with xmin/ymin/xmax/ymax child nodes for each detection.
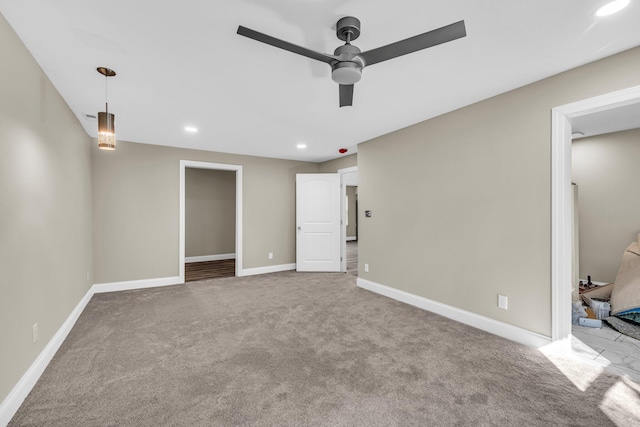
<box><xmin>98</xmin><ymin>111</ymin><xmax>116</xmax><ymax>150</ymax></box>
<box><xmin>97</xmin><ymin>67</ymin><xmax>117</xmax><ymax>150</ymax></box>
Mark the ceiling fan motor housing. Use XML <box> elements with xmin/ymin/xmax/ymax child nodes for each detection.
<box><xmin>331</xmin><ymin>44</ymin><xmax>364</xmax><ymax>85</ymax></box>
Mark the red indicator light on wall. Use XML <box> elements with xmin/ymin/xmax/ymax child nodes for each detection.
<box><xmin>339</xmin><ymin>148</ymin><xmax>348</xmax><ymax>154</ymax></box>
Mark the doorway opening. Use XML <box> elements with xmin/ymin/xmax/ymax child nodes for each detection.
<box><xmin>184</xmin><ymin>168</ymin><xmax>236</xmax><ymax>281</ymax></box>
<box><xmin>551</xmin><ymin>84</ymin><xmax>640</xmax><ymax>341</ymax></box>
<box><xmin>179</xmin><ymin>161</ymin><xmax>243</xmax><ymax>282</ymax></box>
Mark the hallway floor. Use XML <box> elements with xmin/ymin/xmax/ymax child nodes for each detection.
<box><xmin>346</xmin><ymin>240</ymin><xmax>357</xmax><ymax>276</ymax></box>
<box><xmin>571</xmin><ymin>323</ymin><xmax>640</xmax><ymax>382</ymax></box>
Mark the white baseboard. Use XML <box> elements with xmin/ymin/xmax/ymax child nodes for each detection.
<box><xmin>0</xmin><ymin>287</ymin><xmax>95</xmax><ymax>426</ymax></box>
<box><xmin>185</xmin><ymin>253</ymin><xmax>235</xmax><ymax>263</ymax></box>
<box><xmin>346</xmin><ymin>236</ymin><xmax>357</xmax><ymax>241</ymax></box>
<box><xmin>92</xmin><ymin>276</ymin><xmax>183</xmax><ymax>293</ymax></box>
<box><xmin>241</xmin><ymin>263</ymin><xmax>296</xmax><ymax>277</ymax></box>
<box><xmin>357</xmin><ymin>277</ymin><xmax>551</xmax><ymax>348</ymax></box>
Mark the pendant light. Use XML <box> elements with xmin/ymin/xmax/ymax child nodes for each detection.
<box><xmin>97</xmin><ymin>67</ymin><xmax>117</xmax><ymax>150</ymax></box>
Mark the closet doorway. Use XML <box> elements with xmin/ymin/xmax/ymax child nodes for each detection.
<box><xmin>179</xmin><ymin>161</ymin><xmax>243</xmax><ymax>281</ymax></box>
<box><xmin>551</xmin><ymin>84</ymin><xmax>640</xmax><ymax>340</ymax></box>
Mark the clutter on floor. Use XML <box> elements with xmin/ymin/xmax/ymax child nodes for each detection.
<box><xmin>574</xmin><ymin>233</ymin><xmax>640</xmax><ymax>340</ymax></box>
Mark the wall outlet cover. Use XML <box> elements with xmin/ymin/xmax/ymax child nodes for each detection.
<box><xmin>498</xmin><ymin>295</ymin><xmax>508</xmax><ymax>310</ymax></box>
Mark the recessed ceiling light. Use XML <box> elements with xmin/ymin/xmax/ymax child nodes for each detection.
<box><xmin>595</xmin><ymin>0</ymin><xmax>630</xmax><ymax>17</ymax></box>
<box><xmin>184</xmin><ymin>126</ymin><xmax>198</xmax><ymax>133</ymax></box>
<box><xmin>297</xmin><ymin>143</ymin><xmax>307</xmax><ymax>149</ymax></box>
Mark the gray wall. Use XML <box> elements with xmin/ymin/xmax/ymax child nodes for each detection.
<box><xmin>318</xmin><ymin>153</ymin><xmax>357</xmax><ymax>173</ymax></box>
<box><xmin>185</xmin><ymin>168</ymin><xmax>236</xmax><ymax>257</ymax></box>
<box><xmin>92</xmin><ymin>141</ymin><xmax>319</xmax><ymax>283</ymax></box>
<box><xmin>0</xmin><ymin>14</ymin><xmax>93</xmax><ymax>403</ymax></box>
<box><xmin>358</xmin><ymin>46</ymin><xmax>640</xmax><ymax>337</ymax></box>
<box><xmin>572</xmin><ymin>128</ymin><xmax>640</xmax><ymax>283</ymax></box>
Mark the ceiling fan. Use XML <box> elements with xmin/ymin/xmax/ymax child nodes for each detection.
<box><xmin>237</xmin><ymin>17</ymin><xmax>466</xmax><ymax>107</ymax></box>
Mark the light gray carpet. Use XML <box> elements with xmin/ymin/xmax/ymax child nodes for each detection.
<box><xmin>9</xmin><ymin>272</ymin><xmax>640</xmax><ymax>426</ymax></box>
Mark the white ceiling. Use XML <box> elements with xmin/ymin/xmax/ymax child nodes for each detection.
<box><xmin>2</xmin><ymin>1</ymin><xmax>640</xmax><ymax>162</ymax></box>
<box><xmin>572</xmin><ymin>102</ymin><xmax>640</xmax><ymax>139</ymax></box>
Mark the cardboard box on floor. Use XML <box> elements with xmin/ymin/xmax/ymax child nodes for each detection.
<box><xmin>581</xmin><ymin>284</ymin><xmax>613</xmax><ymax>319</ymax></box>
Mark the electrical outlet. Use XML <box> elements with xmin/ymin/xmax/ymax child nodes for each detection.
<box><xmin>364</xmin><ymin>263</ymin><xmax>369</xmax><ymax>273</ymax></box>
<box><xmin>268</xmin><ymin>252</ymin><xmax>273</xmax><ymax>260</ymax></box>
<box><xmin>32</xmin><ymin>323</ymin><xmax>38</xmax><ymax>343</ymax></box>
<box><xmin>498</xmin><ymin>295</ymin><xmax>508</xmax><ymax>310</ymax></box>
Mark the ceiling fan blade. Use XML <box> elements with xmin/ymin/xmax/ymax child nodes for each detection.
<box><xmin>237</xmin><ymin>26</ymin><xmax>337</xmax><ymax>65</ymax></box>
<box><xmin>339</xmin><ymin>84</ymin><xmax>354</xmax><ymax>107</ymax></box>
<box><xmin>359</xmin><ymin>20</ymin><xmax>466</xmax><ymax>67</ymax></box>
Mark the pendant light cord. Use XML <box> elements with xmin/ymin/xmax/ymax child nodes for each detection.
<box><xmin>104</xmin><ymin>74</ymin><xmax>109</xmax><ymax>114</ymax></box>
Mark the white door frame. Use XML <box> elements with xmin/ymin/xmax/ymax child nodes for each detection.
<box><xmin>179</xmin><ymin>160</ymin><xmax>243</xmax><ymax>281</ymax></box>
<box><xmin>338</xmin><ymin>166</ymin><xmax>358</xmax><ymax>273</ymax></box>
<box><xmin>551</xmin><ymin>84</ymin><xmax>640</xmax><ymax>341</ymax></box>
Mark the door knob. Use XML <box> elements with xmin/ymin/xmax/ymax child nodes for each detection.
<box><xmin>297</xmin><ymin>226</ymin><xmax>301</xmax><ymax>230</ymax></box>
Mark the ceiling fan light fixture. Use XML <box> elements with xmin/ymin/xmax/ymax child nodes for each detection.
<box><xmin>595</xmin><ymin>0</ymin><xmax>630</xmax><ymax>16</ymax></box>
<box><xmin>331</xmin><ymin>62</ymin><xmax>362</xmax><ymax>85</ymax></box>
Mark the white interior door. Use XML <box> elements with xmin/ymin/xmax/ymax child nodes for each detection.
<box><xmin>296</xmin><ymin>173</ymin><xmax>341</xmax><ymax>272</ymax></box>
